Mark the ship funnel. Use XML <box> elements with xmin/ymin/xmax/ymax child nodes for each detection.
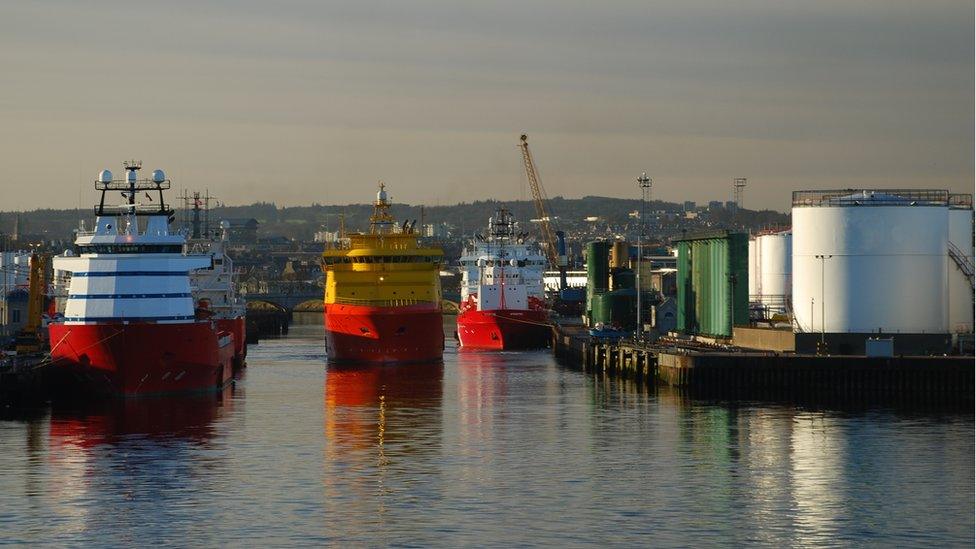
<box><xmin>98</xmin><ymin>169</ymin><xmax>113</xmax><ymax>183</ymax></box>
<box><xmin>152</xmin><ymin>169</ymin><xmax>166</xmax><ymax>183</ymax></box>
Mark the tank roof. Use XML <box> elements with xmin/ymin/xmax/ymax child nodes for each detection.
<box><xmin>793</xmin><ymin>189</ymin><xmax>949</xmax><ymax>207</ymax></box>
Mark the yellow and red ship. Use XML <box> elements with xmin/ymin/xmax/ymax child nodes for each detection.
<box><xmin>321</xmin><ymin>183</ymin><xmax>444</xmax><ymax>364</ymax></box>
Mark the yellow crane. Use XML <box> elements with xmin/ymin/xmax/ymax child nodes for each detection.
<box><xmin>519</xmin><ymin>133</ymin><xmax>558</xmax><ymax>258</ymax></box>
<box><xmin>15</xmin><ymin>253</ymin><xmax>47</xmax><ymax>353</ymax></box>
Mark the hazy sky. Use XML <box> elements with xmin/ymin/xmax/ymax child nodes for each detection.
<box><xmin>1</xmin><ymin>0</ymin><xmax>972</xmax><ymax>212</ymax></box>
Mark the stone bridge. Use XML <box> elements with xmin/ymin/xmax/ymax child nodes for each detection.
<box><xmin>243</xmin><ymin>291</ymin><xmax>322</xmax><ymax>313</ymax></box>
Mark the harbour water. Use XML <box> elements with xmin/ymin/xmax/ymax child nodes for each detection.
<box><xmin>1</xmin><ymin>314</ymin><xmax>972</xmax><ymax>546</ymax></box>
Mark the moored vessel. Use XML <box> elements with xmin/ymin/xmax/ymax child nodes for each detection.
<box><xmin>457</xmin><ymin>208</ymin><xmax>550</xmax><ymax>350</ymax></box>
<box><xmin>321</xmin><ymin>183</ymin><xmax>444</xmax><ymax>364</ymax></box>
<box><xmin>47</xmin><ymin>161</ymin><xmax>235</xmax><ymax>397</ymax></box>
<box><xmin>183</xmin><ymin>192</ymin><xmax>247</xmax><ymax>370</ymax></box>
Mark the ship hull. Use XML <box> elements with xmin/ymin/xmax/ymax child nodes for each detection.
<box><xmin>324</xmin><ymin>303</ymin><xmax>444</xmax><ymax>364</ymax></box>
<box><xmin>217</xmin><ymin>316</ymin><xmax>247</xmax><ymax>369</ymax></box>
<box><xmin>47</xmin><ymin>321</ymin><xmax>235</xmax><ymax>397</ymax></box>
<box><xmin>457</xmin><ymin>308</ymin><xmax>550</xmax><ymax>350</ymax></box>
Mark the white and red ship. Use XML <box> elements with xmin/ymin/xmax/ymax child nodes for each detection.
<box><xmin>457</xmin><ymin>208</ymin><xmax>550</xmax><ymax>350</ymax></box>
<box><xmin>48</xmin><ymin>161</ymin><xmax>237</xmax><ymax>396</ymax></box>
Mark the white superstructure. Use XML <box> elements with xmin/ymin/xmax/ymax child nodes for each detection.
<box><xmin>792</xmin><ymin>190</ymin><xmax>949</xmax><ymax>334</ymax></box>
<box><xmin>188</xmin><ymin>239</ymin><xmax>245</xmax><ymax>321</ymax></box>
<box><xmin>459</xmin><ymin>208</ymin><xmax>546</xmax><ymax>311</ymax></box>
<box><xmin>53</xmin><ymin>163</ymin><xmax>211</xmax><ymax>325</ymax></box>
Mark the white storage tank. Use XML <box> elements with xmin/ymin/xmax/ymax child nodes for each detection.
<box><xmin>756</xmin><ymin>230</ymin><xmax>792</xmax><ymax>313</ymax></box>
<box><xmin>792</xmin><ymin>190</ymin><xmax>949</xmax><ymax>334</ymax></box>
<box><xmin>947</xmin><ymin>194</ymin><xmax>974</xmax><ymax>333</ymax></box>
<box><xmin>748</xmin><ymin>238</ymin><xmax>758</xmax><ymax>298</ymax></box>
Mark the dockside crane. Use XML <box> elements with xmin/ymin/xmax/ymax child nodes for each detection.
<box><xmin>14</xmin><ymin>253</ymin><xmax>48</xmax><ymax>354</ymax></box>
<box><xmin>518</xmin><ymin>134</ymin><xmax>568</xmax><ymax>289</ymax></box>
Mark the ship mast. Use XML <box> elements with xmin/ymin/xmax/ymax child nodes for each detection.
<box><xmin>369</xmin><ymin>181</ymin><xmax>396</xmax><ymax>235</ymax></box>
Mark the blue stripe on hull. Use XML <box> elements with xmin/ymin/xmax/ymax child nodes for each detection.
<box><xmin>70</xmin><ymin>271</ymin><xmax>190</xmax><ymax>277</ymax></box>
<box><xmin>70</xmin><ymin>293</ymin><xmax>192</xmax><ymax>299</ymax></box>
<box><xmin>62</xmin><ymin>315</ymin><xmax>197</xmax><ymax>322</ymax></box>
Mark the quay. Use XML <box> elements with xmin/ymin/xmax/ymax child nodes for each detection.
<box><xmin>552</xmin><ymin>321</ymin><xmax>974</xmax><ymax>404</ymax></box>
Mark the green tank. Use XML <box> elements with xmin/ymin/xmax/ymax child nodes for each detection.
<box><xmin>586</xmin><ymin>241</ymin><xmax>612</xmax><ymax>317</ymax></box>
<box><xmin>590</xmin><ymin>289</ymin><xmax>637</xmax><ymax>330</ymax></box>
<box><xmin>611</xmin><ymin>269</ymin><xmax>636</xmax><ymax>291</ymax></box>
<box><xmin>675</xmin><ymin>230</ymin><xmax>748</xmax><ymax>337</ymax></box>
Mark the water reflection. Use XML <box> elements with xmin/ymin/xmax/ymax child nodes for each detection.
<box><xmin>322</xmin><ymin>362</ymin><xmax>444</xmax><ymax>542</ymax></box>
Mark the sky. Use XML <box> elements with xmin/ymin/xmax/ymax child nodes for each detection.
<box><xmin>0</xmin><ymin>0</ymin><xmax>972</xmax><ymax>213</ymax></box>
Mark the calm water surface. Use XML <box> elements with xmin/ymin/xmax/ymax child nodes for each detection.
<box><xmin>1</xmin><ymin>314</ymin><xmax>972</xmax><ymax>547</ymax></box>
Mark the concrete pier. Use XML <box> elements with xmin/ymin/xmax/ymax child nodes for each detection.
<box><xmin>552</xmin><ymin>322</ymin><xmax>974</xmax><ymax>405</ymax></box>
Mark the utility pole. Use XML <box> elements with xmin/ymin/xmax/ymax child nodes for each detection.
<box><xmin>815</xmin><ymin>254</ymin><xmax>833</xmax><ymax>352</ymax></box>
<box><xmin>637</xmin><ymin>172</ymin><xmax>651</xmax><ymax>339</ymax></box>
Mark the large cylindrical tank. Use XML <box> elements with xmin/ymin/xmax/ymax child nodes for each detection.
<box><xmin>611</xmin><ymin>241</ymin><xmax>630</xmax><ymax>269</ymax></box>
<box><xmin>756</xmin><ymin>231</ymin><xmax>792</xmax><ymax>313</ymax></box>
<box><xmin>586</xmin><ymin>241</ymin><xmax>611</xmax><ymax>314</ymax></box>
<box><xmin>748</xmin><ymin>239</ymin><xmax>758</xmax><ymax>298</ymax></box>
<box><xmin>948</xmin><ymin>199</ymin><xmax>974</xmax><ymax>333</ymax></box>
<box><xmin>587</xmin><ymin>241</ymin><xmax>611</xmax><ymax>292</ymax></box>
<box><xmin>792</xmin><ymin>191</ymin><xmax>948</xmax><ymax>334</ymax></box>
<box><xmin>611</xmin><ymin>269</ymin><xmax>636</xmax><ymax>291</ymax></box>
<box><xmin>591</xmin><ymin>289</ymin><xmax>637</xmax><ymax>329</ymax></box>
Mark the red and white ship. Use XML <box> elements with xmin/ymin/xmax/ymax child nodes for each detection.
<box><xmin>48</xmin><ymin>161</ymin><xmax>236</xmax><ymax>397</ymax></box>
<box><xmin>183</xmin><ymin>192</ymin><xmax>247</xmax><ymax>370</ymax></box>
<box><xmin>457</xmin><ymin>208</ymin><xmax>550</xmax><ymax>350</ymax></box>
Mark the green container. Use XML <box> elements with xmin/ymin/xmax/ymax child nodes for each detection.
<box><xmin>675</xmin><ymin>231</ymin><xmax>748</xmax><ymax>337</ymax></box>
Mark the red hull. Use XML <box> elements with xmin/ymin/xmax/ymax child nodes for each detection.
<box><xmin>457</xmin><ymin>308</ymin><xmax>551</xmax><ymax>350</ymax></box>
<box><xmin>48</xmin><ymin>321</ymin><xmax>235</xmax><ymax>397</ymax></box>
<box><xmin>324</xmin><ymin>303</ymin><xmax>443</xmax><ymax>364</ymax></box>
<box><xmin>217</xmin><ymin>316</ymin><xmax>247</xmax><ymax>369</ymax></box>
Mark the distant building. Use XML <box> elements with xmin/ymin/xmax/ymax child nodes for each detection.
<box><xmin>654</xmin><ymin>297</ymin><xmax>677</xmax><ymax>334</ymax></box>
<box><xmin>0</xmin><ymin>289</ymin><xmax>29</xmax><ymax>337</ymax></box>
<box><xmin>708</xmin><ymin>201</ymin><xmax>723</xmax><ymax>212</ymax></box>
<box><xmin>220</xmin><ymin>218</ymin><xmax>259</xmax><ymax>244</ymax></box>
<box><xmin>314</xmin><ymin>230</ymin><xmax>341</xmax><ymax>244</ymax></box>
<box><xmin>422</xmin><ymin>223</ymin><xmax>451</xmax><ymax>239</ymax></box>
<box><xmin>683</xmin><ymin>201</ymin><xmax>696</xmax><ymax>211</ymax></box>
<box><xmin>725</xmin><ymin>201</ymin><xmax>736</xmax><ymax>211</ymax></box>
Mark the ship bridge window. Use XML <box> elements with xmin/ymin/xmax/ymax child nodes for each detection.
<box><xmin>77</xmin><ymin>244</ymin><xmax>183</xmax><ymax>254</ymax></box>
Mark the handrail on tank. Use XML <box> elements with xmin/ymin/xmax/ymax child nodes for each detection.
<box><xmin>792</xmin><ymin>189</ymin><xmax>950</xmax><ymax>207</ymax></box>
<box><xmin>949</xmin><ymin>193</ymin><xmax>974</xmax><ymax>209</ymax></box>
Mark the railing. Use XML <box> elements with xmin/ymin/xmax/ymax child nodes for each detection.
<box><xmin>949</xmin><ymin>193</ymin><xmax>973</xmax><ymax>209</ymax></box>
<box><xmin>330</xmin><ymin>297</ymin><xmax>438</xmax><ymax>308</ymax></box>
<box><xmin>947</xmin><ymin>241</ymin><xmax>975</xmax><ymax>291</ymax></box>
<box><xmin>792</xmin><ymin>189</ymin><xmax>949</xmax><ymax>207</ymax></box>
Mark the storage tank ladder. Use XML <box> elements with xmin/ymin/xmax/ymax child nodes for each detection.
<box><xmin>947</xmin><ymin>241</ymin><xmax>975</xmax><ymax>327</ymax></box>
<box><xmin>947</xmin><ymin>241</ymin><xmax>974</xmax><ymax>292</ymax></box>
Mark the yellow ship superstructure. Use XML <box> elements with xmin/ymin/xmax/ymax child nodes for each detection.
<box><xmin>321</xmin><ymin>183</ymin><xmax>445</xmax><ymax>363</ymax></box>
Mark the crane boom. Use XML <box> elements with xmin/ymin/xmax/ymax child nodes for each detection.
<box><xmin>519</xmin><ymin>134</ymin><xmax>559</xmax><ymax>268</ymax></box>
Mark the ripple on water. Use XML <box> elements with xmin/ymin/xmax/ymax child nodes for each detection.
<box><xmin>0</xmin><ymin>314</ymin><xmax>972</xmax><ymax>546</ymax></box>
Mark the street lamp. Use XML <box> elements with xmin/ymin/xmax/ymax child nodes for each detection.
<box><xmin>814</xmin><ymin>254</ymin><xmax>833</xmax><ymax>352</ymax></box>
<box><xmin>636</xmin><ymin>172</ymin><xmax>651</xmax><ymax>340</ymax></box>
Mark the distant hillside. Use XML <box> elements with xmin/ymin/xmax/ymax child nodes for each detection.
<box><xmin>0</xmin><ymin>197</ymin><xmax>789</xmax><ymax>243</ymax></box>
